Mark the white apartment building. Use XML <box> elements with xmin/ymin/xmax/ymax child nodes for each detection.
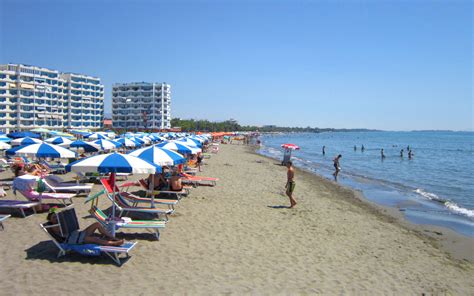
<box><xmin>112</xmin><ymin>82</ymin><xmax>171</xmax><ymax>130</ymax></box>
<box><xmin>0</xmin><ymin>64</ymin><xmax>104</xmax><ymax>132</ymax></box>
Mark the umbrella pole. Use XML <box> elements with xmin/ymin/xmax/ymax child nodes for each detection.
<box><xmin>150</xmin><ymin>175</ymin><xmax>155</xmax><ymax>208</ymax></box>
<box><xmin>111</xmin><ymin>172</ymin><xmax>116</xmax><ymax>237</ymax></box>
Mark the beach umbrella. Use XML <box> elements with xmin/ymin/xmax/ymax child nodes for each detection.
<box><xmin>69</xmin><ymin>140</ymin><xmax>101</xmax><ymax>153</ymax></box>
<box><xmin>93</xmin><ymin>139</ymin><xmax>122</xmax><ymax>150</ymax></box>
<box><xmin>0</xmin><ymin>135</ymin><xmax>11</xmax><ymax>143</ymax></box>
<box><xmin>6</xmin><ymin>143</ymin><xmax>76</xmax><ymax>158</ymax></box>
<box><xmin>128</xmin><ymin>146</ymin><xmax>186</xmax><ymax>207</ymax></box>
<box><xmin>116</xmin><ymin>138</ymin><xmax>140</xmax><ymax>148</ymax></box>
<box><xmin>156</xmin><ymin>141</ymin><xmax>201</xmax><ymax>155</ymax></box>
<box><xmin>7</xmin><ymin>131</ymin><xmax>41</xmax><ymax>139</ymax></box>
<box><xmin>31</xmin><ymin>128</ymin><xmax>50</xmax><ymax>133</ymax></box>
<box><xmin>129</xmin><ymin>137</ymin><xmax>145</xmax><ymax>145</ymax></box>
<box><xmin>281</xmin><ymin>143</ymin><xmax>300</xmax><ymax>150</ymax></box>
<box><xmin>11</xmin><ymin>137</ymin><xmax>43</xmax><ymax>146</ymax></box>
<box><xmin>175</xmin><ymin>138</ymin><xmax>202</xmax><ymax>148</ymax></box>
<box><xmin>86</xmin><ymin>133</ymin><xmax>110</xmax><ymax>140</ymax></box>
<box><xmin>45</xmin><ymin>136</ymin><xmax>73</xmax><ymax>146</ymax></box>
<box><xmin>129</xmin><ymin>146</ymin><xmax>186</xmax><ymax>167</ymax></box>
<box><xmin>0</xmin><ymin>141</ymin><xmax>11</xmax><ymax>150</ymax></box>
<box><xmin>66</xmin><ymin>152</ymin><xmax>160</xmax><ymax>234</ymax></box>
<box><xmin>281</xmin><ymin>143</ymin><xmax>300</xmax><ymax>165</ymax></box>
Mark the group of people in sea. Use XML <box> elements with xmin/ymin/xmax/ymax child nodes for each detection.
<box><xmin>324</xmin><ymin>145</ymin><xmax>415</xmax><ymax>179</ymax></box>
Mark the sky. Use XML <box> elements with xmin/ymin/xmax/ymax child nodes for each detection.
<box><xmin>0</xmin><ymin>0</ymin><xmax>472</xmax><ymax>131</ymax></box>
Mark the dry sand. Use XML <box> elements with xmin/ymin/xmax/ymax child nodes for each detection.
<box><xmin>0</xmin><ymin>144</ymin><xmax>473</xmax><ymax>295</ymax></box>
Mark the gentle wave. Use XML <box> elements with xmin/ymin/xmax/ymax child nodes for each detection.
<box><xmin>414</xmin><ymin>188</ymin><xmax>474</xmax><ymax>218</ymax></box>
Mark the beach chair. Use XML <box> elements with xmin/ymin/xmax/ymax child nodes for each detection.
<box><xmin>0</xmin><ymin>200</ymin><xmax>40</xmax><ymax>217</ymax></box>
<box><xmin>39</xmin><ymin>207</ymin><xmax>137</xmax><ymax>266</ymax></box>
<box><xmin>13</xmin><ymin>175</ymin><xmax>75</xmax><ymax>205</ymax></box>
<box><xmin>0</xmin><ymin>214</ymin><xmax>11</xmax><ymax>230</ymax></box>
<box><xmin>43</xmin><ymin>175</ymin><xmax>94</xmax><ymax>194</ymax></box>
<box><xmin>135</xmin><ymin>179</ymin><xmax>189</xmax><ymax>199</ymax></box>
<box><xmin>180</xmin><ymin>172</ymin><xmax>218</xmax><ymax>187</ymax></box>
<box><xmin>89</xmin><ymin>205</ymin><xmax>166</xmax><ymax>240</ymax></box>
<box><xmin>39</xmin><ymin>160</ymin><xmax>67</xmax><ymax>174</ymax></box>
<box><xmin>101</xmin><ymin>179</ymin><xmax>173</xmax><ymax>220</ymax></box>
<box><xmin>17</xmin><ymin>190</ymin><xmax>75</xmax><ymax>205</ymax></box>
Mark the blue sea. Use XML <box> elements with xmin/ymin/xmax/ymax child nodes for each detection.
<box><xmin>258</xmin><ymin>131</ymin><xmax>474</xmax><ymax>237</ymax></box>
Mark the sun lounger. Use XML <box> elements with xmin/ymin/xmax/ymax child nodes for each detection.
<box><xmin>13</xmin><ymin>175</ymin><xmax>75</xmax><ymax>205</ymax></box>
<box><xmin>0</xmin><ymin>214</ymin><xmax>11</xmax><ymax>230</ymax></box>
<box><xmin>101</xmin><ymin>179</ymin><xmax>173</xmax><ymax>219</ymax></box>
<box><xmin>135</xmin><ymin>179</ymin><xmax>189</xmax><ymax>198</ymax></box>
<box><xmin>17</xmin><ymin>190</ymin><xmax>75</xmax><ymax>205</ymax></box>
<box><xmin>90</xmin><ymin>205</ymin><xmax>166</xmax><ymax>240</ymax></box>
<box><xmin>39</xmin><ymin>160</ymin><xmax>67</xmax><ymax>174</ymax></box>
<box><xmin>39</xmin><ymin>207</ymin><xmax>137</xmax><ymax>266</ymax></box>
<box><xmin>43</xmin><ymin>175</ymin><xmax>93</xmax><ymax>194</ymax></box>
<box><xmin>180</xmin><ymin>172</ymin><xmax>218</xmax><ymax>187</ymax></box>
<box><xmin>0</xmin><ymin>200</ymin><xmax>40</xmax><ymax>217</ymax></box>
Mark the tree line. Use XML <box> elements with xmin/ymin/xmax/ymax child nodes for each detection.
<box><xmin>171</xmin><ymin>118</ymin><xmax>377</xmax><ymax>133</ymax></box>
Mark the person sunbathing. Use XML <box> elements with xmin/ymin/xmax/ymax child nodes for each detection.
<box><xmin>146</xmin><ymin>173</ymin><xmax>168</xmax><ymax>190</ymax></box>
<box><xmin>169</xmin><ymin>172</ymin><xmax>183</xmax><ymax>191</ymax></box>
<box><xmin>47</xmin><ymin>212</ymin><xmax>124</xmax><ymax>246</ymax></box>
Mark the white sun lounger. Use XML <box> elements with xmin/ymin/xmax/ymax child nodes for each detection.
<box><xmin>0</xmin><ymin>200</ymin><xmax>40</xmax><ymax>217</ymax></box>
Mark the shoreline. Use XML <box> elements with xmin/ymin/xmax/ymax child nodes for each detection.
<box><xmin>251</xmin><ymin>145</ymin><xmax>474</xmax><ymax>262</ymax></box>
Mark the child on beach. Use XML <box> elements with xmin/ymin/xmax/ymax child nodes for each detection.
<box><xmin>285</xmin><ymin>161</ymin><xmax>297</xmax><ymax>208</ymax></box>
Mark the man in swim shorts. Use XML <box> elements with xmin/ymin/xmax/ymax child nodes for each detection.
<box><xmin>285</xmin><ymin>161</ymin><xmax>297</xmax><ymax>208</ymax></box>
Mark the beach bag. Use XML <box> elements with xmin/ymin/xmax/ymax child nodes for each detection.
<box><xmin>36</xmin><ymin>178</ymin><xmax>46</xmax><ymax>193</ymax></box>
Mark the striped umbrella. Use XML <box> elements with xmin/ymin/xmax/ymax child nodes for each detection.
<box><xmin>156</xmin><ymin>141</ymin><xmax>201</xmax><ymax>155</ymax></box>
<box><xmin>6</xmin><ymin>143</ymin><xmax>76</xmax><ymax>158</ymax></box>
<box><xmin>0</xmin><ymin>141</ymin><xmax>11</xmax><ymax>150</ymax></box>
<box><xmin>45</xmin><ymin>136</ymin><xmax>73</xmax><ymax>146</ymax></box>
<box><xmin>69</xmin><ymin>140</ymin><xmax>101</xmax><ymax>152</ymax></box>
<box><xmin>116</xmin><ymin>138</ymin><xmax>140</xmax><ymax>148</ymax></box>
<box><xmin>129</xmin><ymin>146</ymin><xmax>186</xmax><ymax>166</ymax></box>
<box><xmin>11</xmin><ymin>137</ymin><xmax>43</xmax><ymax>146</ymax></box>
<box><xmin>93</xmin><ymin>139</ymin><xmax>122</xmax><ymax>150</ymax></box>
<box><xmin>86</xmin><ymin>133</ymin><xmax>110</xmax><ymax>140</ymax></box>
<box><xmin>0</xmin><ymin>135</ymin><xmax>11</xmax><ymax>143</ymax></box>
<box><xmin>175</xmin><ymin>138</ymin><xmax>202</xmax><ymax>148</ymax></box>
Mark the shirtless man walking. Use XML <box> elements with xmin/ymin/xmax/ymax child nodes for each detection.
<box><xmin>285</xmin><ymin>161</ymin><xmax>297</xmax><ymax>208</ymax></box>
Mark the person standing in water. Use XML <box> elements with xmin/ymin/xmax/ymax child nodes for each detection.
<box><xmin>361</xmin><ymin>145</ymin><xmax>365</xmax><ymax>152</ymax></box>
<box><xmin>333</xmin><ymin>154</ymin><xmax>342</xmax><ymax>178</ymax></box>
<box><xmin>285</xmin><ymin>161</ymin><xmax>297</xmax><ymax>208</ymax></box>
<box><xmin>322</xmin><ymin>146</ymin><xmax>326</xmax><ymax>156</ymax></box>
<box><xmin>400</xmin><ymin>149</ymin><xmax>404</xmax><ymax>157</ymax></box>
<box><xmin>381</xmin><ymin>149</ymin><xmax>386</xmax><ymax>159</ymax></box>
<box><xmin>354</xmin><ymin>145</ymin><xmax>357</xmax><ymax>151</ymax></box>
<box><xmin>408</xmin><ymin>150</ymin><xmax>413</xmax><ymax>159</ymax></box>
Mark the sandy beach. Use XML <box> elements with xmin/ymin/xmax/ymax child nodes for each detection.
<box><xmin>0</xmin><ymin>143</ymin><xmax>473</xmax><ymax>295</ymax></box>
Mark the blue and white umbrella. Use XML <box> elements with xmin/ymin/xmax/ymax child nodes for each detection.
<box><xmin>66</xmin><ymin>152</ymin><xmax>160</xmax><ymax>174</ymax></box>
<box><xmin>129</xmin><ymin>146</ymin><xmax>186</xmax><ymax>166</ymax></box>
<box><xmin>0</xmin><ymin>141</ymin><xmax>11</xmax><ymax>150</ymax></box>
<box><xmin>45</xmin><ymin>136</ymin><xmax>73</xmax><ymax>146</ymax></box>
<box><xmin>93</xmin><ymin>139</ymin><xmax>122</xmax><ymax>150</ymax></box>
<box><xmin>116</xmin><ymin>138</ymin><xmax>140</xmax><ymax>148</ymax></box>
<box><xmin>11</xmin><ymin>137</ymin><xmax>43</xmax><ymax>146</ymax></box>
<box><xmin>156</xmin><ymin>141</ymin><xmax>201</xmax><ymax>154</ymax></box>
<box><xmin>86</xmin><ymin>133</ymin><xmax>110</xmax><ymax>140</ymax></box>
<box><xmin>69</xmin><ymin>140</ymin><xmax>101</xmax><ymax>152</ymax></box>
<box><xmin>175</xmin><ymin>138</ymin><xmax>202</xmax><ymax>148</ymax></box>
<box><xmin>129</xmin><ymin>137</ymin><xmax>145</xmax><ymax>145</ymax></box>
<box><xmin>6</xmin><ymin>143</ymin><xmax>76</xmax><ymax>158</ymax></box>
<box><xmin>0</xmin><ymin>134</ymin><xmax>11</xmax><ymax>143</ymax></box>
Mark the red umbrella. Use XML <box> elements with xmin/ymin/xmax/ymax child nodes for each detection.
<box><xmin>281</xmin><ymin>143</ymin><xmax>300</xmax><ymax>150</ymax></box>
